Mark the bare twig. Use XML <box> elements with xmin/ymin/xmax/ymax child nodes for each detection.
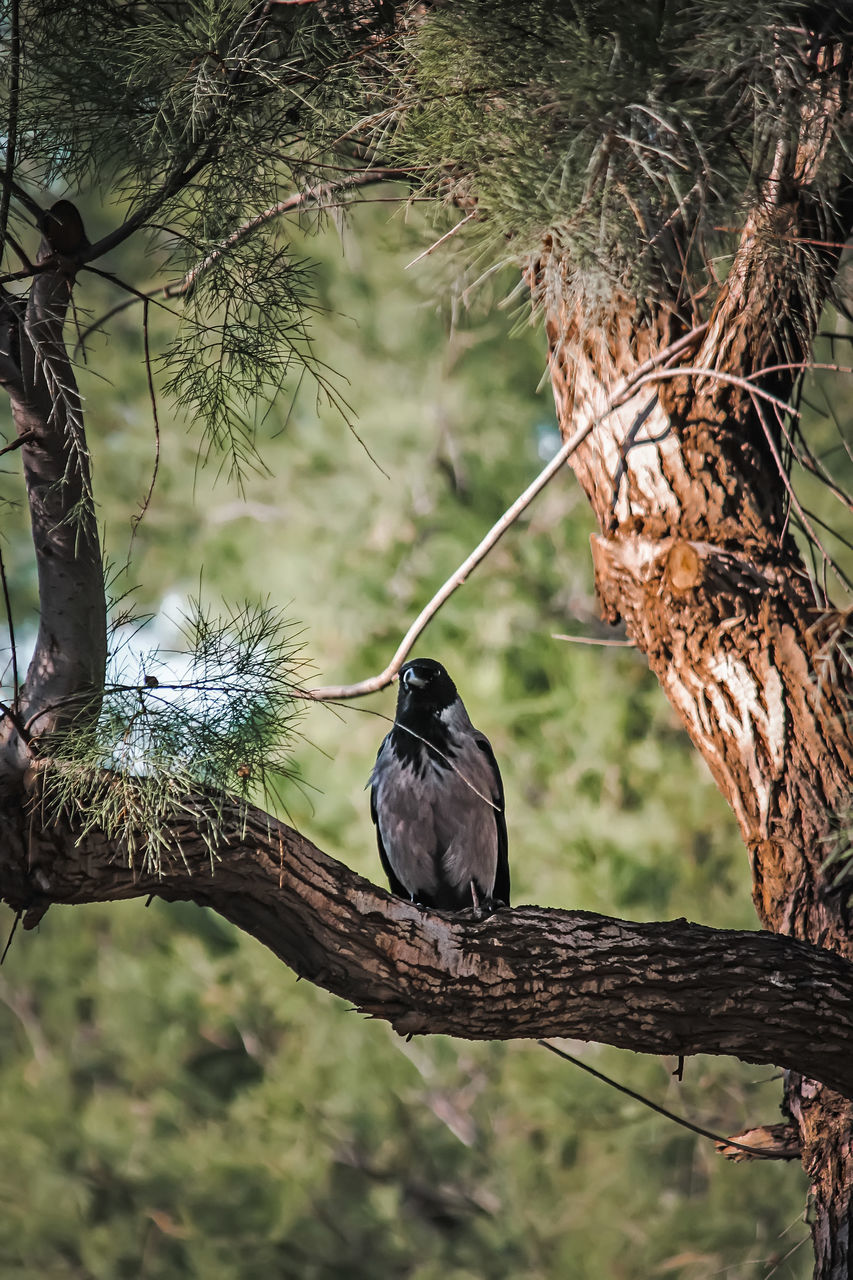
<box><xmin>6</xmin><ymin>178</ymin><xmax>42</xmax><ymax>225</ymax></box>
<box><xmin>552</xmin><ymin>633</ymin><xmax>635</xmax><ymax>647</ymax></box>
<box><xmin>405</xmin><ymin>212</ymin><xmax>476</xmax><ymax>269</ymax></box>
<box><xmin>126</xmin><ymin>297</ymin><xmax>161</xmax><ymax>567</ymax></box>
<box><xmin>0</xmin><ymin>429</ymin><xmax>34</xmax><ymax>459</ymax></box>
<box><xmin>537</xmin><ymin>1040</ymin><xmax>778</xmax><ymax>1159</ymax></box>
<box><xmin>304</xmin><ymin>413</ymin><xmax>600</xmax><ymax>701</ymax></box>
<box><xmin>0</xmin><ymin>697</ymin><xmax>29</xmax><ymax>743</ymax></box>
<box><xmin>772</xmin><ymin>402</ymin><xmax>853</xmax><ymax>516</ymax></box>
<box><xmin>0</xmin><ymin>545</ymin><xmax>18</xmax><ymax>699</ymax></box>
<box><xmin>630</xmin><ymin>365</ymin><xmax>801</xmax><ymax>419</ymax></box>
<box><xmin>0</xmin><ymin>910</ymin><xmax>20</xmax><ymax>965</ymax></box>
<box><xmin>750</xmin><ymin>392</ymin><xmax>853</xmax><ymax>595</ymax></box>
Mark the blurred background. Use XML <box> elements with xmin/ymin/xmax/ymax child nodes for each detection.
<box><xmin>0</xmin><ymin>199</ymin><xmax>819</xmax><ymax>1278</ymax></box>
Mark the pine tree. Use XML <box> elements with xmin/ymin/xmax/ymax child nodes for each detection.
<box><xmin>1</xmin><ymin>3</ymin><xmax>852</xmax><ymax>1274</ymax></box>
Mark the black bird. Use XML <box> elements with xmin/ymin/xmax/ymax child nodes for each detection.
<box><xmin>369</xmin><ymin>657</ymin><xmax>509</xmax><ymax>912</ymax></box>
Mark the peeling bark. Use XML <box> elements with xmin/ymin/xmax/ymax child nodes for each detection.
<box><xmin>529</xmin><ymin>38</ymin><xmax>853</xmax><ymax>1275</ymax></box>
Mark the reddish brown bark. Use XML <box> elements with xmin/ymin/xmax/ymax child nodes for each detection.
<box><xmin>529</xmin><ymin>84</ymin><xmax>853</xmax><ymax>1279</ymax></box>
<box><xmin>2</xmin><ymin>796</ymin><xmax>853</xmax><ymax>1097</ymax></box>
<box><xmin>0</xmin><ymin>20</ymin><xmax>852</xmax><ymax>1278</ymax></box>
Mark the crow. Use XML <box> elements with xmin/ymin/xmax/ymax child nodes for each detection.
<box><xmin>369</xmin><ymin>657</ymin><xmax>509</xmax><ymax>913</ymax></box>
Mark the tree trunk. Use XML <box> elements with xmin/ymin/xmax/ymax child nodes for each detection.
<box><xmin>1</xmin><ymin>24</ymin><xmax>853</xmax><ymax>1277</ymax></box>
<box><xmin>530</xmin><ymin>135</ymin><xmax>853</xmax><ymax>1280</ymax></box>
<box><xmin>0</xmin><ymin>203</ymin><xmax>106</xmax><ymax>779</ymax></box>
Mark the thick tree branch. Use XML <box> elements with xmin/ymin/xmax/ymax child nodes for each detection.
<box><xmin>4</xmin><ymin>793</ymin><xmax>853</xmax><ymax>1098</ymax></box>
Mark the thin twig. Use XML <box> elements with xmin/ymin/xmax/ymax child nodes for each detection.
<box><xmin>747</xmin><ymin>361</ymin><xmax>853</xmax><ymax>380</ymax></box>
<box><xmin>0</xmin><ymin>697</ymin><xmax>29</xmax><ymax>742</ymax></box>
<box><xmin>631</xmin><ymin>366</ymin><xmax>801</xmax><ymax>419</ymax></box>
<box><xmin>773</xmin><ymin>403</ymin><xmax>853</xmax><ymax>516</ymax></box>
<box><xmin>3</xmin><ymin>232</ymin><xmax>31</xmax><ymax>272</ymax></box>
<box><xmin>405</xmin><ymin>212</ymin><xmax>476</xmax><ymax>269</ymax></box>
<box><xmin>552</xmin><ymin>633</ymin><xmax>635</xmax><ymax>647</ymax></box>
<box><xmin>0</xmin><ymin>429</ymin><xmax>34</xmax><ymax>459</ymax></box>
<box><xmin>0</xmin><ymin>545</ymin><xmax>19</xmax><ymax>699</ymax></box>
<box><xmin>125</xmin><ymin>297</ymin><xmax>161</xmax><ymax>567</ymax></box>
<box><xmin>751</xmin><ymin>392</ymin><xmax>853</xmax><ymax>595</ymax></box>
<box><xmin>0</xmin><ymin>910</ymin><xmax>20</xmax><ymax>965</ymax></box>
<box><xmin>537</xmin><ymin>1039</ymin><xmax>778</xmax><ymax>1159</ymax></box>
<box><xmin>6</xmin><ymin>178</ymin><xmax>42</xmax><ymax>224</ymax></box>
<box><xmin>304</xmin><ymin>414</ymin><xmax>600</xmax><ymax>702</ymax></box>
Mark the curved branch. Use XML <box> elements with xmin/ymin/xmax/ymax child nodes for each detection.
<box><xmin>5</xmin><ymin>793</ymin><xmax>853</xmax><ymax>1098</ymax></box>
<box><xmin>306</xmin><ymin>323</ymin><xmax>710</xmax><ymax>701</ymax></box>
<box><xmin>74</xmin><ymin>168</ymin><xmax>414</xmax><ymax>350</ymax></box>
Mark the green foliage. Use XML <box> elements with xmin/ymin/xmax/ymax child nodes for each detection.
<box><xmin>368</xmin><ymin>1</ymin><xmax>853</xmax><ymax>302</ymax></box>
<box><xmin>39</xmin><ymin>598</ymin><xmax>307</xmax><ymax>871</ymax></box>
<box><xmin>3</xmin><ymin>0</ymin><xmax>373</xmax><ymax>474</ymax></box>
<box><xmin>0</xmin><ymin>202</ymin><xmax>812</xmax><ymax>1276</ymax></box>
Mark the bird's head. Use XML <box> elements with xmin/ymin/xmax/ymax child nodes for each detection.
<box><xmin>396</xmin><ymin>658</ymin><xmax>458</xmax><ymax>717</ymax></box>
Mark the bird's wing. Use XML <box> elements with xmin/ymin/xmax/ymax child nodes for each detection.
<box><xmin>370</xmin><ymin>736</ymin><xmax>418</xmax><ymax>901</ymax></box>
<box><xmin>474</xmin><ymin>733</ymin><xmax>510</xmax><ymax>906</ymax></box>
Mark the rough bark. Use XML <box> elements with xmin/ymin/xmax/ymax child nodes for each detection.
<box><xmin>0</xmin><ymin>20</ymin><xmax>851</xmax><ymax>1278</ymax></box>
<box><xmin>528</xmin><ymin>43</ymin><xmax>853</xmax><ymax>1279</ymax></box>
<box><xmin>0</xmin><ymin>201</ymin><xmax>106</xmax><ymax>778</ymax></box>
<box><xmin>2</xmin><ymin>794</ymin><xmax>853</xmax><ymax>1098</ymax></box>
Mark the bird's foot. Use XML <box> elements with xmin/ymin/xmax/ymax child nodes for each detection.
<box><xmin>467</xmin><ymin>882</ymin><xmax>507</xmax><ymax>920</ymax></box>
<box><xmin>476</xmin><ymin>896</ymin><xmax>507</xmax><ymax>918</ymax></box>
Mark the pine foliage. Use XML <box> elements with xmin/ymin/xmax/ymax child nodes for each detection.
<box><xmin>3</xmin><ymin>0</ymin><xmax>373</xmax><ymax>472</ymax></box>
<box><xmin>362</xmin><ymin>1</ymin><xmax>853</xmax><ymax>304</ymax></box>
<box><xmin>38</xmin><ymin>600</ymin><xmax>308</xmax><ymax>872</ymax></box>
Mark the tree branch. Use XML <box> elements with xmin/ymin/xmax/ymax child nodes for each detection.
<box><xmin>5</xmin><ymin>792</ymin><xmax>853</xmax><ymax>1098</ymax></box>
<box><xmin>306</xmin><ymin>323</ymin><xmax>710</xmax><ymax>701</ymax></box>
<box><xmin>75</xmin><ymin>168</ymin><xmax>414</xmax><ymax>350</ymax></box>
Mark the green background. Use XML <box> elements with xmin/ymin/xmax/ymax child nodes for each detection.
<box><xmin>0</xmin><ymin>202</ymin><xmax>814</xmax><ymax>1279</ymax></box>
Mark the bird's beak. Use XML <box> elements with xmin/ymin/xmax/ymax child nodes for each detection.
<box><xmin>403</xmin><ymin>669</ymin><xmax>428</xmax><ymax>689</ymax></box>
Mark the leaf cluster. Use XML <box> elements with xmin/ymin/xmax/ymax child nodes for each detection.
<box><xmin>2</xmin><ymin>0</ymin><xmax>379</xmax><ymax>472</ymax></box>
<box><xmin>38</xmin><ymin>598</ymin><xmax>309</xmax><ymax>871</ymax></box>
<box><xmin>362</xmin><ymin>0</ymin><xmax>853</xmax><ymax>302</ymax></box>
